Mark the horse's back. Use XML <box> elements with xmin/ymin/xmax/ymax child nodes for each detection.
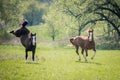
<box><xmin>72</xmin><ymin>36</ymin><xmax>87</xmax><ymax>47</ymax></box>
<box><xmin>73</xmin><ymin>36</ymin><xmax>95</xmax><ymax>49</ymax></box>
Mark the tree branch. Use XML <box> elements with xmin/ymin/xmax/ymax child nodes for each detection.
<box><xmin>95</xmin><ymin>12</ymin><xmax>120</xmax><ymax>36</ymax></box>
<box><xmin>64</xmin><ymin>4</ymin><xmax>82</xmax><ymax>19</ymax></box>
<box><xmin>81</xmin><ymin>18</ymin><xmax>105</xmax><ymax>27</ymax></box>
<box><xmin>95</xmin><ymin>6</ymin><xmax>120</xmax><ymax>18</ymax></box>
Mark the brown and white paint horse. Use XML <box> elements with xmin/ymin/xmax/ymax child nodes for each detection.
<box><xmin>70</xmin><ymin>28</ymin><xmax>96</xmax><ymax>62</ymax></box>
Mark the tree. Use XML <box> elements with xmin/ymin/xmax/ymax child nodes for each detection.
<box><xmin>43</xmin><ymin>2</ymin><xmax>78</xmax><ymax>40</ymax></box>
<box><xmin>0</xmin><ymin>0</ymin><xmax>21</xmax><ymax>39</ymax></box>
<box><xmin>55</xmin><ymin>0</ymin><xmax>120</xmax><ymax>43</ymax></box>
<box><xmin>43</xmin><ymin>9</ymin><xmax>61</xmax><ymax>41</ymax></box>
<box><xmin>0</xmin><ymin>0</ymin><xmax>21</xmax><ymax>25</ymax></box>
<box><xmin>19</xmin><ymin>0</ymin><xmax>47</xmax><ymax>26</ymax></box>
<box><xmin>84</xmin><ymin>0</ymin><xmax>120</xmax><ymax>39</ymax></box>
<box><xmin>55</xmin><ymin>0</ymin><xmax>96</xmax><ymax>36</ymax></box>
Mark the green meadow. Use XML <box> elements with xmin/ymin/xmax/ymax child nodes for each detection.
<box><xmin>0</xmin><ymin>45</ymin><xmax>120</xmax><ymax>80</ymax></box>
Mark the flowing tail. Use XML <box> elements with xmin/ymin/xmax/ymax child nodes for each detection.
<box><xmin>70</xmin><ymin>38</ymin><xmax>75</xmax><ymax>45</ymax></box>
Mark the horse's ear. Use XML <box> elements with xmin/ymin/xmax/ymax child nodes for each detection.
<box><xmin>90</xmin><ymin>27</ymin><xmax>94</xmax><ymax>32</ymax></box>
<box><xmin>88</xmin><ymin>28</ymin><xmax>94</xmax><ymax>32</ymax></box>
<box><xmin>92</xmin><ymin>29</ymin><xmax>94</xmax><ymax>32</ymax></box>
<box><xmin>91</xmin><ymin>28</ymin><xmax>94</xmax><ymax>32</ymax></box>
<box><xmin>31</xmin><ymin>33</ymin><xmax>36</xmax><ymax>36</ymax></box>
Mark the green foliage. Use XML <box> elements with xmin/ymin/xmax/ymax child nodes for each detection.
<box><xmin>97</xmin><ymin>42</ymin><xmax>120</xmax><ymax>50</ymax></box>
<box><xmin>0</xmin><ymin>45</ymin><xmax>120</xmax><ymax>80</ymax></box>
<box><xmin>0</xmin><ymin>0</ymin><xmax>22</xmax><ymax>40</ymax></box>
<box><xmin>0</xmin><ymin>0</ymin><xmax>20</xmax><ymax>23</ymax></box>
<box><xmin>42</xmin><ymin>4</ymin><xmax>78</xmax><ymax>40</ymax></box>
<box><xmin>54</xmin><ymin>0</ymin><xmax>99</xmax><ymax>35</ymax></box>
<box><xmin>19</xmin><ymin>0</ymin><xmax>47</xmax><ymax>25</ymax></box>
<box><xmin>0</xmin><ymin>0</ymin><xmax>48</xmax><ymax>40</ymax></box>
<box><xmin>52</xmin><ymin>0</ymin><xmax>120</xmax><ymax>37</ymax></box>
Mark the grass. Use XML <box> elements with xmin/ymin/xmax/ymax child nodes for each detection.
<box><xmin>0</xmin><ymin>45</ymin><xmax>120</xmax><ymax>80</ymax></box>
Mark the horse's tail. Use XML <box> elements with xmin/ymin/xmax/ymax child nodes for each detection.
<box><xmin>70</xmin><ymin>38</ymin><xmax>75</xmax><ymax>45</ymax></box>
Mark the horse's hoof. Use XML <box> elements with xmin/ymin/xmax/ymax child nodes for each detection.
<box><xmin>91</xmin><ymin>57</ymin><xmax>94</xmax><ymax>60</ymax></box>
<box><xmin>85</xmin><ymin>59</ymin><xmax>88</xmax><ymax>62</ymax></box>
<box><xmin>32</xmin><ymin>61</ymin><xmax>35</xmax><ymax>64</ymax></box>
<box><xmin>25</xmin><ymin>60</ymin><xmax>28</xmax><ymax>63</ymax></box>
<box><xmin>78</xmin><ymin>59</ymin><xmax>81</xmax><ymax>61</ymax></box>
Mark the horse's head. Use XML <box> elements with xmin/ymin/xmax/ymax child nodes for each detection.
<box><xmin>10</xmin><ymin>20</ymin><xmax>29</xmax><ymax>37</ymax></box>
<box><xmin>88</xmin><ymin>28</ymin><xmax>94</xmax><ymax>41</ymax></box>
<box><xmin>31</xmin><ymin>33</ymin><xmax>36</xmax><ymax>46</ymax></box>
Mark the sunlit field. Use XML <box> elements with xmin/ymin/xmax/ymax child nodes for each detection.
<box><xmin>0</xmin><ymin>45</ymin><xmax>120</xmax><ymax>80</ymax></box>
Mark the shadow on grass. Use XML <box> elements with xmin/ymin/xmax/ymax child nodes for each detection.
<box><xmin>25</xmin><ymin>61</ymin><xmax>39</xmax><ymax>64</ymax></box>
<box><xmin>76</xmin><ymin>61</ymin><xmax>101</xmax><ymax>65</ymax></box>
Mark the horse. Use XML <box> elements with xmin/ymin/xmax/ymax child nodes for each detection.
<box><xmin>70</xmin><ymin>28</ymin><xmax>96</xmax><ymax>62</ymax></box>
<box><xmin>10</xmin><ymin>26</ymin><xmax>36</xmax><ymax>62</ymax></box>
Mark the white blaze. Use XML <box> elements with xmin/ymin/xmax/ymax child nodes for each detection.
<box><xmin>89</xmin><ymin>32</ymin><xmax>93</xmax><ymax>41</ymax></box>
<box><xmin>32</xmin><ymin>36</ymin><xmax>36</xmax><ymax>46</ymax></box>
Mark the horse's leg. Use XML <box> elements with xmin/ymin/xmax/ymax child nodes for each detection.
<box><xmin>81</xmin><ymin>49</ymin><xmax>85</xmax><ymax>61</ymax></box>
<box><xmin>25</xmin><ymin>49</ymin><xmax>28</xmax><ymax>62</ymax></box>
<box><xmin>75</xmin><ymin>46</ymin><xmax>81</xmax><ymax>61</ymax></box>
<box><xmin>32</xmin><ymin>50</ymin><xmax>35</xmax><ymax>61</ymax></box>
<box><xmin>83</xmin><ymin>49</ymin><xmax>88</xmax><ymax>62</ymax></box>
<box><xmin>81</xmin><ymin>48</ymin><xmax>84</xmax><ymax>55</ymax></box>
<box><xmin>91</xmin><ymin>48</ymin><xmax>96</xmax><ymax>60</ymax></box>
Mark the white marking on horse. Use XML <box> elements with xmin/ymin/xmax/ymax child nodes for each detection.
<box><xmin>83</xmin><ymin>54</ymin><xmax>87</xmax><ymax>62</ymax></box>
<box><xmin>78</xmin><ymin>54</ymin><xmax>81</xmax><ymax>61</ymax></box>
<box><xmin>89</xmin><ymin>32</ymin><xmax>93</xmax><ymax>41</ymax></box>
<box><xmin>91</xmin><ymin>51</ymin><xmax>96</xmax><ymax>60</ymax></box>
<box><xmin>32</xmin><ymin>35</ymin><xmax>36</xmax><ymax>46</ymax></box>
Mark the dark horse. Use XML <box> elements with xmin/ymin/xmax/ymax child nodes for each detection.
<box><xmin>70</xmin><ymin>28</ymin><xmax>96</xmax><ymax>62</ymax></box>
<box><xmin>10</xmin><ymin>20</ymin><xmax>36</xmax><ymax>62</ymax></box>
